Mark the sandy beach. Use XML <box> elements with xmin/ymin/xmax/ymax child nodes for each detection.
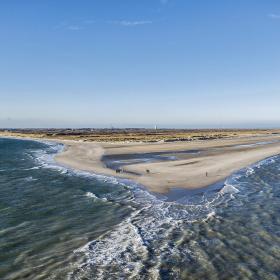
<box><xmin>54</xmin><ymin>134</ymin><xmax>280</xmax><ymax>193</ymax></box>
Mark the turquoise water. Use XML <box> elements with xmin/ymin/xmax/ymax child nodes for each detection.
<box><xmin>0</xmin><ymin>138</ymin><xmax>280</xmax><ymax>279</ymax></box>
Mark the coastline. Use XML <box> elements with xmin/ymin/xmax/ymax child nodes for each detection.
<box><xmin>2</xmin><ymin>133</ymin><xmax>280</xmax><ymax>194</ymax></box>
<box><xmin>2</xmin><ymin>137</ymin><xmax>280</xmax><ymax>279</ymax></box>
<box><xmin>54</xmin><ymin>135</ymin><xmax>280</xmax><ymax>193</ymax></box>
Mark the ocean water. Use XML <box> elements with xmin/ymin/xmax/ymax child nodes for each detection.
<box><xmin>0</xmin><ymin>138</ymin><xmax>280</xmax><ymax>280</ymax></box>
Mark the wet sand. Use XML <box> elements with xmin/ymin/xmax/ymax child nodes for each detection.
<box><xmin>55</xmin><ymin>135</ymin><xmax>280</xmax><ymax>193</ymax></box>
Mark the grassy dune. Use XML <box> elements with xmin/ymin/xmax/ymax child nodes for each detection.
<box><xmin>1</xmin><ymin>128</ymin><xmax>279</xmax><ymax>143</ymax></box>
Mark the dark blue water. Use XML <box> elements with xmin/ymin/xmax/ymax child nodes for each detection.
<box><xmin>0</xmin><ymin>138</ymin><xmax>280</xmax><ymax>279</ymax></box>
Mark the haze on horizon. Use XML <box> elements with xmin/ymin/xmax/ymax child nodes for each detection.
<box><xmin>1</xmin><ymin>0</ymin><xmax>280</xmax><ymax>129</ymax></box>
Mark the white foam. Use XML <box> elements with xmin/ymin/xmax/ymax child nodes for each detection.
<box><xmin>219</xmin><ymin>183</ymin><xmax>239</xmax><ymax>195</ymax></box>
<box><xmin>71</xmin><ymin>210</ymin><xmax>152</xmax><ymax>279</ymax></box>
<box><xmin>71</xmin><ymin>180</ymin><xmax>231</xmax><ymax>278</ymax></box>
<box><xmin>246</xmin><ymin>167</ymin><xmax>255</xmax><ymax>176</ymax></box>
<box><xmin>85</xmin><ymin>192</ymin><xmax>107</xmax><ymax>202</ymax></box>
<box><xmin>71</xmin><ymin>196</ymin><xmax>204</xmax><ymax>279</ymax></box>
<box><xmin>69</xmin><ymin>181</ymin><xmax>247</xmax><ymax>278</ymax></box>
<box><xmin>85</xmin><ymin>192</ymin><xmax>97</xmax><ymax>199</ymax></box>
<box><xmin>23</xmin><ymin>166</ymin><xmax>40</xmax><ymax>170</ymax></box>
<box><xmin>202</xmin><ymin>210</ymin><xmax>216</xmax><ymax>222</ymax></box>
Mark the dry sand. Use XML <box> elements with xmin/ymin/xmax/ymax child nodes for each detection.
<box><xmin>55</xmin><ymin>135</ymin><xmax>280</xmax><ymax>193</ymax></box>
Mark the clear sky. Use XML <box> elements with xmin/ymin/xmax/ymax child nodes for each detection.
<box><xmin>1</xmin><ymin>0</ymin><xmax>280</xmax><ymax>128</ymax></box>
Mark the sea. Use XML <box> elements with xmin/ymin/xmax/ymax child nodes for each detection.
<box><xmin>0</xmin><ymin>137</ymin><xmax>279</xmax><ymax>280</ymax></box>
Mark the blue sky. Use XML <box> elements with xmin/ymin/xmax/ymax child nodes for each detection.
<box><xmin>1</xmin><ymin>0</ymin><xmax>280</xmax><ymax>128</ymax></box>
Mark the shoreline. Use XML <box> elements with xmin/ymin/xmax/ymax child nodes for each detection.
<box><xmin>54</xmin><ymin>135</ymin><xmax>280</xmax><ymax>193</ymax></box>
<box><xmin>2</xmin><ymin>134</ymin><xmax>280</xmax><ymax>194</ymax></box>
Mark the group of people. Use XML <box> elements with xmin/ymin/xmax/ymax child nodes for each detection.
<box><xmin>115</xmin><ymin>168</ymin><xmax>151</xmax><ymax>174</ymax></box>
